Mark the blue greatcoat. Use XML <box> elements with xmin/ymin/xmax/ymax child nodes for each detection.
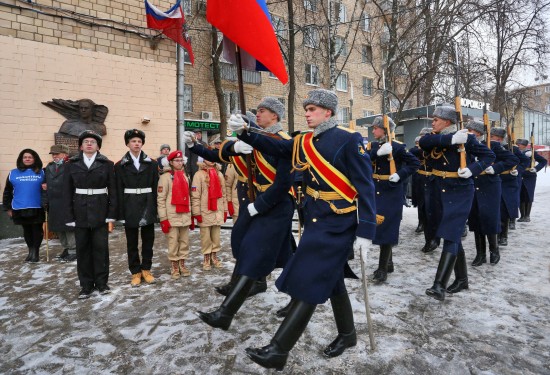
<box><xmin>419</xmin><ymin>132</ymin><xmax>495</xmax><ymax>243</ymax></box>
<box><xmin>520</xmin><ymin>151</ymin><xmax>548</xmax><ymax>203</ymax></box>
<box><xmin>409</xmin><ymin>146</ymin><xmax>425</xmax><ymax>208</ymax></box>
<box><xmin>240</xmin><ymin>124</ymin><xmax>377</xmax><ymax>305</ymax></box>
<box><xmin>499</xmin><ymin>146</ymin><xmax>529</xmax><ymax>220</ymax></box>
<box><xmin>369</xmin><ymin>141</ymin><xmax>419</xmax><ymax>245</ymax></box>
<box><xmin>190</xmin><ymin>136</ymin><xmax>295</xmax><ymax>279</ymax></box>
<box><xmin>468</xmin><ymin>141</ymin><xmax>518</xmax><ymax>235</ymax></box>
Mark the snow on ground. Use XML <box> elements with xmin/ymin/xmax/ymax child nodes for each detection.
<box><xmin>1</xmin><ymin>173</ymin><xmax>549</xmax><ymax>374</ymax></box>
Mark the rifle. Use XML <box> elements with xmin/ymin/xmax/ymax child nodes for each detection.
<box><xmin>504</xmin><ymin>92</ymin><xmax>515</xmax><ymax>150</ymax></box>
<box><xmin>454</xmin><ymin>42</ymin><xmax>467</xmax><ymax>169</ymax></box>
<box><xmin>382</xmin><ymin>70</ymin><xmax>396</xmax><ymax>175</ymax></box>
<box><xmin>483</xmin><ymin>90</ymin><xmax>490</xmax><ymax>150</ymax></box>
<box><xmin>530</xmin><ymin>122</ymin><xmax>536</xmax><ymax>169</ymax></box>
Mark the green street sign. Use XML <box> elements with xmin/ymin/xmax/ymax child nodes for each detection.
<box><xmin>184</xmin><ymin>120</ymin><xmax>220</xmax><ymax>131</ymax></box>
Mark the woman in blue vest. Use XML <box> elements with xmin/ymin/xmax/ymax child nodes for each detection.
<box><xmin>2</xmin><ymin>149</ymin><xmax>45</xmax><ymax>263</ymax></box>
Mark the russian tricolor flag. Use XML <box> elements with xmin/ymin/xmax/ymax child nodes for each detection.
<box><xmin>145</xmin><ymin>0</ymin><xmax>194</xmax><ymax>64</ymax></box>
<box><xmin>207</xmin><ymin>0</ymin><xmax>288</xmax><ymax>84</ymax></box>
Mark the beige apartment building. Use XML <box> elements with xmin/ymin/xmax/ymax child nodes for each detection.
<box><xmin>0</xmin><ymin>0</ymin><xmax>381</xmax><ymax>181</ymax></box>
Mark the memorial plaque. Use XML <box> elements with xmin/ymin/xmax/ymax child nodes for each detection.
<box><xmin>54</xmin><ymin>133</ymin><xmax>80</xmax><ymax>156</ymax></box>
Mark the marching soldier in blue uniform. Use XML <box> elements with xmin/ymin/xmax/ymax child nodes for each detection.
<box><xmin>516</xmin><ymin>139</ymin><xmax>547</xmax><ymax>223</ymax></box>
<box><xmin>452</xmin><ymin>123</ymin><xmax>518</xmax><ymax>295</ymax></box>
<box><xmin>367</xmin><ymin>116</ymin><xmax>419</xmax><ymax>282</ymax></box>
<box><xmin>184</xmin><ymin>97</ymin><xmax>296</xmax><ymax>331</ymax></box>
<box><xmin>419</xmin><ymin>106</ymin><xmax>495</xmax><ymax>302</ymax></box>
<box><xmin>230</xmin><ymin>89</ymin><xmax>377</xmax><ymax>371</ymax></box>
<box><xmin>494</xmin><ymin>132</ymin><xmax>530</xmax><ymax>245</ymax></box>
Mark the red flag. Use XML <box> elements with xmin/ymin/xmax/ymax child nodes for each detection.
<box><xmin>207</xmin><ymin>0</ymin><xmax>288</xmax><ymax>84</ymax></box>
<box><xmin>145</xmin><ymin>0</ymin><xmax>194</xmax><ymax>64</ymax></box>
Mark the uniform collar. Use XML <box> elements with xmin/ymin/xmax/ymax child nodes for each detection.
<box><xmin>313</xmin><ymin>118</ymin><xmax>338</xmax><ymax>137</ymax></box>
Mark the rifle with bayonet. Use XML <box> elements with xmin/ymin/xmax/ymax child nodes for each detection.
<box><xmin>454</xmin><ymin>42</ymin><xmax>467</xmax><ymax>169</ymax></box>
<box><xmin>382</xmin><ymin>70</ymin><xmax>396</xmax><ymax>175</ymax></box>
<box><xmin>530</xmin><ymin>122</ymin><xmax>536</xmax><ymax>169</ymax></box>
<box><xmin>483</xmin><ymin>90</ymin><xmax>491</xmax><ymax>150</ymax></box>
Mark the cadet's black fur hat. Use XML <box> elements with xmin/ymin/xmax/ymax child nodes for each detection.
<box><xmin>124</xmin><ymin>129</ymin><xmax>145</xmax><ymax>145</ymax></box>
<box><xmin>78</xmin><ymin>130</ymin><xmax>102</xmax><ymax>148</ymax></box>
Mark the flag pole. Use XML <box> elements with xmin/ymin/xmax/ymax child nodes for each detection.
<box><xmin>176</xmin><ymin>45</ymin><xmax>186</xmax><ymax>152</ymax></box>
<box><xmin>235</xmin><ymin>45</ymin><xmax>256</xmax><ymax>202</ymax></box>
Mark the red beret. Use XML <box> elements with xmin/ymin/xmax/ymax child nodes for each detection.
<box><xmin>167</xmin><ymin>150</ymin><xmax>183</xmax><ymax>161</ymax></box>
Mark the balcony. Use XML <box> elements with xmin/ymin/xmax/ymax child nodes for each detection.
<box><xmin>218</xmin><ymin>63</ymin><xmax>262</xmax><ymax>85</ymax></box>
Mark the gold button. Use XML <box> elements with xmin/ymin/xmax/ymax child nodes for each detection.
<box><xmin>312</xmin><ymin>218</ymin><xmax>317</xmax><ymax>222</ymax></box>
<box><xmin>443</xmin><ymin>162</ymin><xmax>447</xmax><ymax>165</ymax></box>
<box><xmin>442</xmin><ymin>189</ymin><xmax>446</xmax><ymax>192</ymax></box>
<box><xmin>476</xmin><ymin>187</ymin><xmax>479</xmax><ymax>190</ymax></box>
<box><xmin>376</xmin><ymin>192</ymin><xmax>380</xmax><ymax>195</ymax></box>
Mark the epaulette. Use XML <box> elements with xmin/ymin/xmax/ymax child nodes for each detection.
<box><xmin>337</xmin><ymin>126</ymin><xmax>355</xmax><ymax>133</ymax></box>
<box><xmin>277</xmin><ymin>131</ymin><xmax>291</xmax><ymax>140</ymax></box>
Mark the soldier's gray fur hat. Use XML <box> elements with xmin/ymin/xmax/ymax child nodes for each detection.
<box><xmin>466</xmin><ymin>120</ymin><xmax>485</xmax><ymax>134</ymax></box>
<box><xmin>419</xmin><ymin>127</ymin><xmax>432</xmax><ymax>136</ymax></box>
<box><xmin>257</xmin><ymin>97</ymin><xmax>285</xmax><ymax>121</ymax></box>
<box><xmin>370</xmin><ymin>116</ymin><xmax>396</xmax><ymax>133</ymax></box>
<box><xmin>432</xmin><ymin>105</ymin><xmax>456</xmax><ymax>124</ymax></box>
<box><xmin>516</xmin><ymin>138</ymin><xmax>529</xmax><ymax>146</ymax></box>
<box><xmin>415</xmin><ymin>136</ymin><xmax>421</xmax><ymax>143</ymax></box>
<box><xmin>491</xmin><ymin>127</ymin><xmax>507</xmax><ymax>139</ymax></box>
<box><xmin>303</xmin><ymin>89</ymin><xmax>338</xmax><ymax>116</ymax></box>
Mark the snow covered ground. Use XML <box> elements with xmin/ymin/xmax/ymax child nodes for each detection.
<box><xmin>1</xmin><ymin>172</ymin><xmax>549</xmax><ymax>374</ymax></box>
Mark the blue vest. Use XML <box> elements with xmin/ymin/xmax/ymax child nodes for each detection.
<box><xmin>9</xmin><ymin>168</ymin><xmax>44</xmax><ymax>209</ymax></box>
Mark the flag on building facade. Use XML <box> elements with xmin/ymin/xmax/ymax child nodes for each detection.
<box><xmin>207</xmin><ymin>0</ymin><xmax>288</xmax><ymax>84</ymax></box>
<box><xmin>144</xmin><ymin>0</ymin><xmax>194</xmax><ymax>64</ymax></box>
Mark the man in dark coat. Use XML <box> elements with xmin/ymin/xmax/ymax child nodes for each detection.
<box><xmin>42</xmin><ymin>144</ymin><xmax>76</xmax><ymax>262</ymax></box>
<box><xmin>231</xmin><ymin>89</ymin><xmax>377</xmax><ymax>371</ymax></box>
<box><xmin>185</xmin><ymin>130</ymin><xmax>207</xmax><ymax>182</ymax></box>
<box><xmin>419</xmin><ymin>105</ymin><xmax>495</xmax><ymax>302</ymax></box>
<box><xmin>516</xmin><ymin>139</ymin><xmax>548</xmax><ymax>222</ymax></box>
<box><xmin>115</xmin><ymin>129</ymin><xmax>159</xmax><ymax>287</ymax></box>
<box><xmin>64</xmin><ymin>130</ymin><xmax>117</xmax><ymax>299</ymax></box>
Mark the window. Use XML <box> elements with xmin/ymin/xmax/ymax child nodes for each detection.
<box><xmin>363</xmin><ymin>77</ymin><xmax>373</xmax><ymax>96</ymax></box>
<box><xmin>183</xmin><ymin>85</ymin><xmax>192</xmax><ymax>112</ymax></box>
<box><xmin>545</xmin><ymin>86</ymin><xmax>550</xmax><ymax>93</ymax></box>
<box><xmin>362</xmin><ymin>45</ymin><xmax>372</xmax><ymax>63</ymax></box>
<box><xmin>534</xmin><ymin>89</ymin><xmax>542</xmax><ymax>96</ymax></box>
<box><xmin>183</xmin><ymin>48</ymin><xmax>192</xmax><ymax>64</ymax></box>
<box><xmin>362</xmin><ymin>13</ymin><xmax>370</xmax><ymax>31</ymax></box>
<box><xmin>303</xmin><ymin>26</ymin><xmax>319</xmax><ymax>48</ymax></box>
<box><xmin>330</xmin><ymin>2</ymin><xmax>347</xmax><ymax>23</ymax></box>
<box><xmin>335</xmin><ymin>36</ymin><xmax>348</xmax><ymax>57</ymax></box>
<box><xmin>337</xmin><ymin>107</ymin><xmax>350</xmax><ymax>124</ymax></box>
<box><xmin>224</xmin><ymin>91</ymin><xmax>240</xmax><ymax>114</ymax></box>
<box><xmin>304</xmin><ymin>0</ymin><xmax>317</xmax><ymax>11</ymax></box>
<box><xmin>363</xmin><ymin>110</ymin><xmax>375</xmax><ymax>117</ymax></box>
<box><xmin>182</xmin><ymin>0</ymin><xmax>192</xmax><ymax>15</ymax></box>
<box><xmin>336</xmin><ymin>72</ymin><xmax>348</xmax><ymax>91</ymax></box>
<box><xmin>271</xmin><ymin>15</ymin><xmax>287</xmax><ymax>39</ymax></box>
<box><xmin>305</xmin><ymin>64</ymin><xmax>319</xmax><ymax>85</ymax></box>
<box><xmin>546</xmin><ymin>104</ymin><xmax>550</xmax><ymax>114</ymax></box>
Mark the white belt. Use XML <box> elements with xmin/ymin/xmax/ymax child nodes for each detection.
<box><xmin>75</xmin><ymin>188</ymin><xmax>108</xmax><ymax>195</ymax></box>
<box><xmin>124</xmin><ymin>188</ymin><xmax>152</xmax><ymax>194</ymax></box>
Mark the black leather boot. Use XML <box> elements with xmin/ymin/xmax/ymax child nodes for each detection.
<box><xmin>415</xmin><ymin>216</ymin><xmax>424</xmax><ymax>233</ymax></box>
<box><xmin>247</xmin><ymin>277</ymin><xmax>267</xmax><ymax>298</ymax></box>
<box><xmin>197</xmin><ymin>275</ymin><xmax>254</xmax><ymax>330</ymax></box>
<box><xmin>461</xmin><ymin>224</ymin><xmax>468</xmax><ymax>238</ymax></box>
<box><xmin>509</xmin><ymin>219</ymin><xmax>516</xmax><ymax>230</ymax></box>
<box><xmin>29</xmin><ymin>247</ymin><xmax>39</xmax><ymax>263</ymax></box>
<box><xmin>517</xmin><ymin>202</ymin><xmax>527</xmax><ymax>222</ymax></box>
<box><xmin>471</xmin><ymin>231</ymin><xmax>486</xmax><ymax>266</ymax></box>
<box><xmin>323</xmin><ymin>292</ymin><xmax>356</xmax><ymax>358</ymax></box>
<box><xmin>373</xmin><ymin>245</ymin><xmax>392</xmax><ymax>282</ymax></box>
<box><xmin>426</xmin><ymin>251</ymin><xmax>456</xmax><ymax>301</ymax></box>
<box><xmin>524</xmin><ymin>202</ymin><xmax>532</xmax><ymax>222</ymax></box>
<box><xmin>488</xmin><ymin>234</ymin><xmax>500</xmax><ymax>265</ymax></box>
<box><xmin>499</xmin><ymin>219</ymin><xmax>508</xmax><ymax>246</ymax></box>
<box><xmin>276</xmin><ymin>299</ymin><xmax>294</xmax><ymax>318</ymax></box>
<box><xmin>447</xmin><ymin>250</ymin><xmax>468</xmax><ymax>293</ymax></box>
<box><xmin>245</xmin><ymin>300</ymin><xmax>316</xmax><ymax>371</ymax></box>
<box><xmin>24</xmin><ymin>248</ymin><xmax>32</xmax><ymax>262</ymax></box>
<box><xmin>421</xmin><ymin>239</ymin><xmax>439</xmax><ymax>253</ymax></box>
<box><xmin>387</xmin><ymin>248</ymin><xmax>394</xmax><ymax>273</ymax></box>
<box><xmin>214</xmin><ymin>263</ymin><xmax>239</xmax><ymax>296</ymax></box>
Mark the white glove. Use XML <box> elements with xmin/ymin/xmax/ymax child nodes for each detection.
<box><xmin>66</xmin><ymin>222</ymin><xmax>75</xmax><ymax>227</ymax></box>
<box><xmin>105</xmin><ymin>218</ymin><xmax>116</xmax><ymax>223</ymax></box>
<box><xmin>228</xmin><ymin>114</ymin><xmax>247</xmax><ymax>135</ymax></box>
<box><xmin>389</xmin><ymin>173</ymin><xmax>400</xmax><ymax>182</ymax></box>
<box><xmin>525</xmin><ymin>151</ymin><xmax>532</xmax><ymax>157</ymax></box>
<box><xmin>451</xmin><ymin>129</ymin><xmax>469</xmax><ymax>144</ymax></box>
<box><xmin>119</xmin><ymin>220</ymin><xmax>125</xmax><ymax>224</ymax></box>
<box><xmin>510</xmin><ymin>169</ymin><xmax>519</xmax><ymax>176</ymax></box>
<box><xmin>353</xmin><ymin>237</ymin><xmax>371</xmax><ymax>255</ymax></box>
<box><xmin>183</xmin><ymin>131</ymin><xmax>195</xmax><ymax>148</ymax></box>
<box><xmin>458</xmin><ymin>168</ymin><xmax>472</xmax><ymax>179</ymax></box>
<box><xmin>377</xmin><ymin>143</ymin><xmax>393</xmax><ymax>156</ymax></box>
<box><xmin>529</xmin><ymin>167</ymin><xmax>537</xmax><ymax>173</ymax></box>
<box><xmin>233</xmin><ymin>140</ymin><xmax>253</xmax><ymax>154</ymax></box>
<box><xmin>247</xmin><ymin>203</ymin><xmax>258</xmax><ymax>217</ymax></box>
<box><xmin>485</xmin><ymin>166</ymin><xmax>495</xmax><ymax>174</ymax></box>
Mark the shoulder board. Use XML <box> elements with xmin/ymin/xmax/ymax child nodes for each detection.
<box><xmin>336</xmin><ymin>126</ymin><xmax>355</xmax><ymax>133</ymax></box>
<box><xmin>277</xmin><ymin>131</ymin><xmax>291</xmax><ymax>140</ymax></box>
